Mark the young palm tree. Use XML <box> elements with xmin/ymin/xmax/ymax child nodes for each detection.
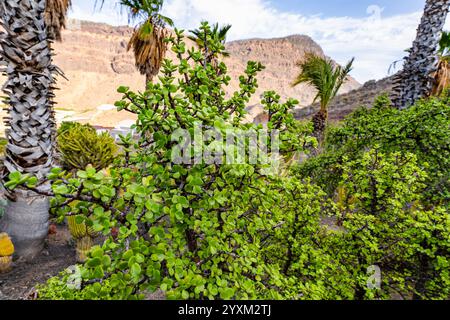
<box><xmin>432</xmin><ymin>31</ymin><xmax>450</xmax><ymax>96</ymax></box>
<box><xmin>188</xmin><ymin>22</ymin><xmax>232</xmax><ymax>68</ymax></box>
<box><xmin>292</xmin><ymin>53</ymin><xmax>354</xmax><ymax>143</ymax></box>
<box><xmin>120</xmin><ymin>0</ymin><xmax>173</xmax><ymax>84</ymax></box>
<box><xmin>0</xmin><ymin>0</ymin><xmax>69</xmax><ymax>260</ymax></box>
<box><xmin>392</xmin><ymin>0</ymin><xmax>450</xmax><ymax>109</ymax></box>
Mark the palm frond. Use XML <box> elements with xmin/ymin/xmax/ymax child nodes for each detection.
<box><xmin>127</xmin><ymin>18</ymin><xmax>168</xmax><ymax>81</ymax></box>
<box><xmin>156</xmin><ymin>13</ymin><xmax>174</xmax><ymax>27</ymax></box>
<box><xmin>438</xmin><ymin>31</ymin><xmax>450</xmax><ymax>61</ymax></box>
<box><xmin>215</xmin><ymin>23</ymin><xmax>232</xmax><ymax>41</ymax></box>
<box><xmin>292</xmin><ymin>53</ymin><xmax>354</xmax><ymax>110</ymax></box>
<box><xmin>120</xmin><ymin>0</ymin><xmax>171</xmax><ymax>82</ymax></box>
<box><xmin>439</xmin><ymin>31</ymin><xmax>450</xmax><ymax>57</ymax></box>
<box><xmin>187</xmin><ymin>28</ymin><xmax>203</xmax><ymax>46</ymax></box>
<box><xmin>120</xmin><ymin>0</ymin><xmax>171</xmax><ymax>27</ymax></box>
<box><xmin>189</xmin><ymin>22</ymin><xmax>231</xmax><ymax>48</ymax></box>
<box><xmin>431</xmin><ymin>31</ymin><xmax>450</xmax><ymax>96</ymax></box>
<box><xmin>332</xmin><ymin>57</ymin><xmax>355</xmax><ymax>98</ymax></box>
<box><xmin>433</xmin><ymin>59</ymin><xmax>450</xmax><ymax>96</ymax></box>
<box><xmin>45</xmin><ymin>0</ymin><xmax>72</xmax><ymax>41</ymax></box>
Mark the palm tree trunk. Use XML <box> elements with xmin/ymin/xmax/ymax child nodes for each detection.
<box><xmin>312</xmin><ymin>106</ymin><xmax>328</xmax><ymax>147</ymax></box>
<box><xmin>0</xmin><ymin>0</ymin><xmax>58</xmax><ymax>260</ymax></box>
<box><xmin>392</xmin><ymin>0</ymin><xmax>450</xmax><ymax>109</ymax></box>
<box><xmin>146</xmin><ymin>73</ymin><xmax>153</xmax><ymax>86</ymax></box>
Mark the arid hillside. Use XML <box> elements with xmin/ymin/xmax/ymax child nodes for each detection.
<box><xmin>0</xmin><ymin>20</ymin><xmax>361</xmax><ymax>129</ymax></box>
<box><xmin>294</xmin><ymin>76</ymin><xmax>395</xmax><ymax>121</ymax></box>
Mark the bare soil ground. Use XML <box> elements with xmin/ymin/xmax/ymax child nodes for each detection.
<box><xmin>0</xmin><ymin>225</ymin><xmax>76</xmax><ymax>300</ymax></box>
<box><xmin>0</xmin><ymin>224</ymin><xmax>166</xmax><ymax>300</ymax></box>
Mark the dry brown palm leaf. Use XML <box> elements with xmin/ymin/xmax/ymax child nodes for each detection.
<box><xmin>127</xmin><ymin>19</ymin><xmax>168</xmax><ymax>83</ymax></box>
<box><xmin>432</xmin><ymin>59</ymin><xmax>450</xmax><ymax>96</ymax></box>
<box><xmin>45</xmin><ymin>0</ymin><xmax>72</xmax><ymax>41</ymax></box>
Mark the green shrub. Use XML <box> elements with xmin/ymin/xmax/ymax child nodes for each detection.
<box><xmin>266</xmin><ymin>148</ymin><xmax>450</xmax><ymax>300</ymax></box>
<box><xmin>16</xmin><ymin>24</ymin><xmax>315</xmax><ymax>300</ymax></box>
<box><xmin>335</xmin><ymin>148</ymin><xmax>450</xmax><ymax>300</ymax></box>
<box><xmin>57</xmin><ymin>122</ymin><xmax>118</xmax><ymax>171</ymax></box>
<box><xmin>295</xmin><ymin>94</ymin><xmax>450</xmax><ymax>206</ymax></box>
<box><xmin>7</xmin><ymin>23</ymin><xmax>449</xmax><ymax>301</ymax></box>
<box><xmin>36</xmin><ymin>266</ymin><xmax>118</xmax><ymax>300</ymax></box>
<box><xmin>263</xmin><ymin>178</ymin><xmax>356</xmax><ymax>300</ymax></box>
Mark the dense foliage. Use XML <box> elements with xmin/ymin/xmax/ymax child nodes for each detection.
<box><xmin>296</xmin><ymin>94</ymin><xmax>450</xmax><ymax>206</ymax></box>
<box><xmin>334</xmin><ymin>149</ymin><xmax>449</xmax><ymax>299</ymax></box>
<box><xmin>10</xmin><ymin>24</ymin><xmax>317</xmax><ymax>300</ymax></box>
<box><xmin>5</xmin><ymin>23</ymin><xmax>450</xmax><ymax>300</ymax></box>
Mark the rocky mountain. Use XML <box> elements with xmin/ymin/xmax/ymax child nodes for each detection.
<box><xmin>227</xmin><ymin>35</ymin><xmax>360</xmax><ymax>106</ymax></box>
<box><xmin>0</xmin><ymin>20</ymin><xmax>361</xmax><ymax>129</ymax></box>
<box><xmin>294</xmin><ymin>76</ymin><xmax>395</xmax><ymax>122</ymax></box>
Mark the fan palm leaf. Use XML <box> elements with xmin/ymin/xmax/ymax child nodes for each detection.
<box><xmin>432</xmin><ymin>31</ymin><xmax>450</xmax><ymax>96</ymax></box>
<box><xmin>44</xmin><ymin>0</ymin><xmax>72</xmax><ymax>41</ymax></box>
<box><xmin>438</xmin><ymin>31</ymin><xmax>450</xmax><ymax>59</ymax></box>
<box><xmin>432</xmin><ymin>59</ymin><xmax>450</xmax><ymax>96</ymax></box>
<box><xmin>120</xmin><ymin>0</ymin><xmax>172</xmax><ymax>84</ymax></box>
<box><xmin>128</xmin><ymin>18</ymin><xmax>168</xmax><ymax>83</ymax></box>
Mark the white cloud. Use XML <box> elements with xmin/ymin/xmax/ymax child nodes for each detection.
<box><xmin>69</xmin><ymin>0</ymin><xmax>450</xmax><ymax>83</ymax></box>
<box><xmin>161</xmin><ymin>0</ymin><xmax>427</xmax><ymax>83</ymax></box>
<box><xmin>69</xmin><ymin>1</ymin><xmax>129</xmax><ymax>27</ymax></box>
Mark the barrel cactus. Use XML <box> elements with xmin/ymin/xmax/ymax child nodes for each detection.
<box><xmin>0</xmin><ymin>232</ymin><xmax>14</xmax><ymax>273</ymax></box>
<box><xmin>57</xmin><ymin>122</ymin><xmax>118</xmax><ymax>171</ymax></box>
<box><xmin>67</xmin><ymin>215</ymin><xmax>99</xmax><ymax>263</ymax></box>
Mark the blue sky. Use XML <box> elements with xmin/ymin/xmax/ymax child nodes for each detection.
<box><xmin>68</xmin><ymin>0</ymin><xmax>448</xmax><ymax>83</ymax></box>
<box><xmin>271</xmin><ymin>0</ymin><xmax>425</xmax><ymax>18</ymax></box>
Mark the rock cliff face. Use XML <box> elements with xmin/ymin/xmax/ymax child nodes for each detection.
<box><xmin>0</xmin><ymin>20</ymin><xmax>361</xmax><ymax>128</ymax></box>
<box><xmin>227</xmin><ymin>34</ymin><xmax>360</xmax><ymax>108</ymax></box>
